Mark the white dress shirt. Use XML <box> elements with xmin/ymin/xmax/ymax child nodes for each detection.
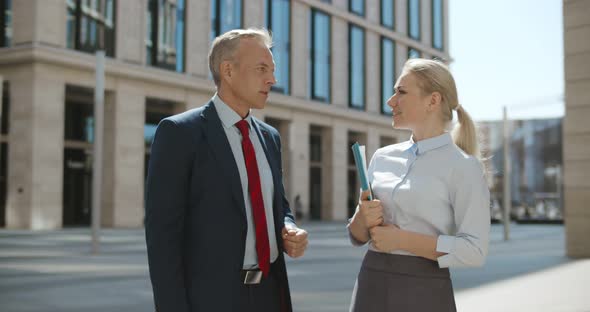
<box><xmin>212</xmin><ymin>94</ymin><xmax>279</xmax><ymax>268</ymax></box>
<box><xmin>352</xmin><ymin>132</ymin><xmax>490</xmax><ymax>268</ymax></box>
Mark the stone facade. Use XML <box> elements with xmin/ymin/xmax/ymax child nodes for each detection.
<box><xmin>563</xmin><ymin>0</ymin><xmax>590</xmax><ymax>257</ymax></box>
<box><xmin>0</xmin><ymin>0</ymin><xmax>449</xmax><ymax>229</ymax></box>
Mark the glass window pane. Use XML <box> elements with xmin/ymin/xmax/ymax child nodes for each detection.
<box><xmin>146</xmin><ymin>0</ymin><xmax>185</xmax><ymax>72</ymax></box>
<box><xmin>211</xmin><ymin>0</ymin><xmax>242</xmax><ymax>45</ymax></box>
<box><xmin>220</xmin><ymin>0</ymin><xmax>242</xmax><ymax>35</ymax></box>
<box><xmin>408</xmin><ymin>47</ymin><xmax>421</xmax><ymax>59</ymax></box>
<box><xmin>349</xmin><ymin>0</ymin><xmax>364</xmax><ymax>16</ymax></box>
<box><xmin>381</xmin><ymin>38</ymin><xmax>395</xmax><ymax>115</ymax></box>
<box><xmin>310</xmin><ymin>10</ymin><xmax>330</xmax><ymax>103</ymax></box>
<box><xmin>67</xmin><ymin>0</ymin><xmax>116</xmax><ymax>56</ymax></box>
<box><xmin>3</xmin><ymin>0</ymin><xmax>12</xmax><ymax>47</ymax></box>
<box><xmin>408</xmin><ymin>0</ymin><xmax>420</xmax><ymax>40</ymax></box>
<box><xmin>267</xmin><ymin>0</ymin><xmax>290</xmax><ymax>94</ymax></box>
<box><xmin>381</xmin><ymin>0</ymin><xmax>394</xmax><ymax>29</ymax></box>
<box><xmin>432</xmin><ymin>0</ymin><xmax>443</xmax><ymax>50</ymax></box>
<box><xmin>349</xmin><ymin>25</ymin><xmax>365</xmax><ymax>110</ymax></box>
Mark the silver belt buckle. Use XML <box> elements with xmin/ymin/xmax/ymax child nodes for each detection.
<box><xmin>243</xmin><ymin>270</ymin><xmax>263</xmax><ymax>285</ymax></box>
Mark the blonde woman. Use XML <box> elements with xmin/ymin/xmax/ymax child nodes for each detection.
<box><xmin>348</xmin><ymin>58</ymin><xmax>490</xmax><ymax>311</ymax></box>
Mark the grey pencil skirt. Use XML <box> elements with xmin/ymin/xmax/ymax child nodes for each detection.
<box><xmin>349</xmin><ymin>250</ymin><xmax>456</xmax><ymax>312</ymax></box>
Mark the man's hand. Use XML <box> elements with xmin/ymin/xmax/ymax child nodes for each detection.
<box><xmin>370</xmin><ymin>224</ymin><xmax>402</xmax><ymax>252</ymax></box>
<box><xmin>282</xmin><ymin>225</ymin><xmax>308</xmax><ymax>258</ymax></box>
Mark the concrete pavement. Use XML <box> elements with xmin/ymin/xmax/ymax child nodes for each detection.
<box><xmin>0</xmin><ymin>223</ymin><xmax>588</xmax><ymax>311</ymax></box>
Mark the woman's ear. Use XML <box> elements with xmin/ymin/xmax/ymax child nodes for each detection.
<box><xmin>428</xmin><ymin>92</ymin><xmax>442</xmax><ymax>111</ymax></box>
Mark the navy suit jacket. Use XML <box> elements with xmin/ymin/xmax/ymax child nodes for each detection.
<box><xmin>145</xmin><ymin>101</ymin><xmax>294</xmax><ymax>312</ymax></box>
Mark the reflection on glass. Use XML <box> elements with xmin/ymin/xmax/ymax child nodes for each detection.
<box><xmin>408</xmin><ymin>0</ymin><xmax>420</xmax><ymax>40</ymax></box>
<box><xmin>266</xmin><ymin>0</ymin><xmax>290</xmax><ymax>94</ymax></box>
<box><xmin>310</xmin><ymin>10</ymin><xmax>331</xmax><ymax>103</ymax></box>
<box><xmin>408</xmin><ymin>48</ymin><xmax>421</xmax><ymax>59</ymax></box>
<box><xmin>65</xmin><ymin>0</ymin><xmax>116</xmax><ymax>56</ymax></box>
<box><xmin>2</xmin><ymin>0</ymin><xmax>12</xmax><ymax>47</ymax></box>
<box><xmin>381</xmin><ymin>0</ymin><xmax>394</xmax><ymax>29</ymax></box>
<box><xmin>349</xmin><ymin>0</ymin><xmax>364</xmax><ymax>16</ymax></box>
<box><xmin>146</xmin><ymin>0</ymin><xmax>186</xmax><ymax>72</ymax></box>
<box><xmin>349</xmin><ymin>25</ymin><xmax>365</xmax><ymax>110</ymax></box>
<box><xmin>211</xmin><ymin>0</ymin><xmax>242</xmax><ymax>41</ymax></box>
<box><xmin>432</xmin><ymin>0</ymin><xmax>443</xmax><ymax>50</ymax></box>
<box><xmin>381</xmin><ymin>38</ymin><xmax>395</xmax><ymax>115</ymax></box>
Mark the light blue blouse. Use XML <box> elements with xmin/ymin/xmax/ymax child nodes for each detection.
<box><xmin>352</xmin><ymin>132</ymin><xmax>490</xmax><ymax>268</ymax></box>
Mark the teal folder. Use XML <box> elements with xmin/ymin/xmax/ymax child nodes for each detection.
<box><xmin>351</xmin><ymin>142</ymin><xmax>372</xmax><ymax>200</ymax></box>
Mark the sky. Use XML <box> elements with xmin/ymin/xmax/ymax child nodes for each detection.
<box><xmin>449</xmin><ymin>0</ymin><xmax>564</xmax><ymax>121</ymax></box>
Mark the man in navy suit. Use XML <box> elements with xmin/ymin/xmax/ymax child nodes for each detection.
<box><xmin>145</xmin><ymin>28</ymin><xmax>309</xmax><ymax>312</ymax></box>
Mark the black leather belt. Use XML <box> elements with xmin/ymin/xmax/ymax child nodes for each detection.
<box><xmin>241</xmin><ymin>269</ymin><xmax>263</xmax><ymax>285</ymax></box>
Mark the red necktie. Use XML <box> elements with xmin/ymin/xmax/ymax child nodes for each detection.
<box><xmin>235</xmin><ymin>120</ymin><xmax>270</xmax><ymax>277</ymax></box>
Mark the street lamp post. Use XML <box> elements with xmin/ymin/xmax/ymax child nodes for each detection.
<box><xmin>502</xmin><ymin>106</ymin><xmax>511</xmax><ymax>241</ymax></box>
<box><xmin>92</xmin><ymin>51</ymin><xmax>105</xmax><ymax>254</ymax></box>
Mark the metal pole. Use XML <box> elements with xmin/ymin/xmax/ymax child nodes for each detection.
<box><xmin>502</xmin><ymin>107</ymin><xmax>511</xmax><ymax>241</ymax></box>
<box><xmin>0</xmin><ymin>76</ymin><xmax>3</xmax><ymax>190</ymax></box>
<box><xmin>92</xmin><ymin>51</ymin><xmax>105</xmax><ymax>254</ymax></box>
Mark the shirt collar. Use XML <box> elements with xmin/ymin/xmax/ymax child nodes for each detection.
<box><xmin>410</xmin><ymin>132</ymin><xmax>452</xmax><ymax>155</ymax></box>
<box><xmin>212</xmin><ymin>93</ymin><xmax>253</xmax><ymax>130</ymax></box>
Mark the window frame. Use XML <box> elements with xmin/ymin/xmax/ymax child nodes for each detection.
<box><xmin>348</xmin><ymin>24</ymin><xmax>366</xmax><ymax>110</ymax></box>
<box><xmin>266</xmin><ymin>0</ymin><xmax>291</xmax><ymax>94</ymax></box>
<box><xmin>310</xmin><ymin>9</ymin><xmax>331</xmax><ymax>103</ymax></box>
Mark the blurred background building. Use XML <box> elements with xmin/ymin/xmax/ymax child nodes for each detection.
<box><xmin>480</xmin><ymin>119</ymin><xmax>563</xmax><ymax>223</ymax></box>
<box><xmin>0</xmin><ymin>0</ymin><xmax>449</xmax><ymax>229</ymax></box>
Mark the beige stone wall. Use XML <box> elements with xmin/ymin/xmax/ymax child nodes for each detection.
<box><xmin>564</xmin><ymin>0</ymin><xmax>590</xmax><ymax>258</ymax></box>
<box><xmin>13</xmin><ymin>0</ymin><xmax>66</xmax><ymax>47</ymax></box>
<box><xmin>5</xmin><ymin>63</ymin><xmax>65</xmax><ymax>229</ymax></box>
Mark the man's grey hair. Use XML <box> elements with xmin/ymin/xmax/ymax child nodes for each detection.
<box><xmin>208</xmin><ymin>28</ymin><xmax>273</xmax><ymax>87</ymax></box>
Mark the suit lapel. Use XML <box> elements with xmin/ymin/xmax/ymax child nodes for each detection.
<box><xmin>201</xmin><ymin>102</ymin><xmax>246</xmax><ymax>220</ymax></box>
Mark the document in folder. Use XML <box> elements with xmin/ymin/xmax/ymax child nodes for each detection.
<box><xmin>351</xmin><ymin>142</ymin><xmax>372</xmax><ymax>200</ymax></box>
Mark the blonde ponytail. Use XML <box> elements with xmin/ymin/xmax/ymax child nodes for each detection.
<box><xmin>452</xmin><ymin>105</ymin><xmax>480</xmax><ymax>158</ymax></box>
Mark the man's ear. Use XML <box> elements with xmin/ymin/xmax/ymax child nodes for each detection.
<box><xmin>220</xmin><ymin>61</ymin><xmax>233</xmax><ymax>83</ymax></box>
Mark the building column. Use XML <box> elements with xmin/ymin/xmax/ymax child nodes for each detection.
<box><xmin>186</xmin><ymin>0</ymin><xmax>211</xmax><ymax>78</ymax></box>
<box><xmin>244</xmin><ymin>0</ymin><xmax>265</xmax><ymax>28</ymax></box>
<box><xmin>366</xmin><ymin>32</ymin><xmax>380</xmax><ymax>114</ymax></box>
<box><xmin>564</xmin><ymin>0</ymin><xmax>590</xmax><ymax>258</ymax></box>
<box><xmin>332</xmin><ymin>18</ymin><xmax>348</xmax><ymax>107</ymax></box>
<box><xmin>102</xmin><ymin>83</ymin><xmax>145</xmax><ymax>227</ymax></box>
<box><xmin>6</xmin><ymin>64</ymin><xmax>65</xmax><ymax>229</ymax></box>
<box><xmin>367</xmin><ymin>126</ymin><xmax>380</xmax><ymax>161</ymax></box>
<box><xmin>291</xmin><ymin>0</ymin><xmax>309</xmax><ymax>99</ymax></box>
<box><xmin>116</xmin><ymin>0</ymin><xmax>145</xmax><ymax>64</ymax></box>
<box><xmin>421</xmin><ymin>0</ymin><xmax>432</xmax><ymax>46</ymax></box>
<box><xmin>12</xmin><ymin>0</ymin><xmax>66</xmax><ymax>47</ymax></box>
<box><xmin>396</xmin><ymin>0</ymin><xmax>408</xmax><ymax>35</ymax></box>
<box><xmin>289</xmin><ymin>116</ymin><xmax>309</xmax><ymax>218</ymax></box>
<box><xmin>331</xmin><ymin>121</ymin><xmax>348</xmax><ymax>220</ymax></box>
<box><xmin>366</xmin><ymin>0</ymin><xmax>380</xmax><ymax>24</ymax></box>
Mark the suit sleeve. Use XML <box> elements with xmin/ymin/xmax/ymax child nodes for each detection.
<box><xmin>145</xmin><ymin>119</ymin><xmax>193</xmax><ymax>312</ymax></box>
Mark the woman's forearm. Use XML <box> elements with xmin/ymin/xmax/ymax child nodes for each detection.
<box><xmin>398</xmin><ymin>229</ymin><xmax>446</xmax><ymax>261</ymax></box>
<box><xmin>348</xmin><ymin>212</ymin><xmax>370</xmax><ymax>244</ymax></box>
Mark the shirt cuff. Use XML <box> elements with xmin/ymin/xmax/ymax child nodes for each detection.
<box><xmin>284</xmin><ymin>218</ymin><xmax>296</xmax><ymax>228</ymax></box>
<box><xmin>436</xmin><ymin>235</ymin><xmax>455</xmax><ymax>268</ymax></box>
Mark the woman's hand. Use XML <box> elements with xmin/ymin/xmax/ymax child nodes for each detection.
<box><xmin>356</xmin><ymin>190</ymin><xmax>383</xmax><ymax>230</ymax></box>
<box><xmin>370</xmin><ymin>224</ymin><xmax>402</xmax><ymax>252</ymax></box>
<box><xmin>348</xmin><ymin>190</ymin><xmax>383</xmax><ymax>244</ymax></box>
